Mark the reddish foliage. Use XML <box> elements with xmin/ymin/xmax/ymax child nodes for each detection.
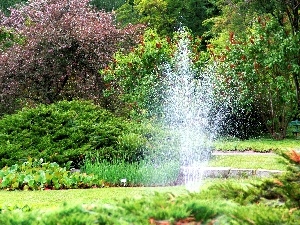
<box><xmin>288</xmin><ymin>150</ymin><xmax>300</xmax><ymax>164</ymax></box>
<box><xmin>156</xmin><ymin>42</ymin><xmax>162</xmax><ymax>49</ymax></box>
<box><xmin>229</xmin><ymin>31</ymin><xmax>235</xmax><ymax>44</ymax></box>
<box><xmin>0</xmin><ymin>0</ymin><xmax>144</xmax><ymax>111</ymax></box>
<box><xmin>273</xmin><ymin>179</ymin><xmax>284</xmax><ymax>186</ymax></box>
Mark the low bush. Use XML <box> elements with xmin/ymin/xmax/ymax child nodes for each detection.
<box><xmin>0</xmin><ymin>100</ymin><xmax>154</xmax><ymax>168</ymax></box>
<box><xmin>0</xmin><ymin>158</ymin><xmax>103</xmax><ymax>190</ymax></box>
<box><xmin>255</xmin><ymin>150</ymin><xmax>300</xmax><ymax>209</ymax></box>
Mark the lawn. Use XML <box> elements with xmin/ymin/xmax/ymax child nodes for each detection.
<box><xmin>0</xmin><ymin>186</ymin><xmax>187</xmax><ymax>211</ymax></box>
<box><xmin>1</xmin><ymin>178</ymin><xmax>297</xmax><ymax>224</ymax></box>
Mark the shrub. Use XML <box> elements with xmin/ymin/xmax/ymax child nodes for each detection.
<box><xmin>256</xmin><ymin>150</ymin><xmax>300</xmax><ymax>208</ymax></box>
<box><xmin>0</xmin><ymin>100</ymin><xmax>153</xmax><ymax>168</ymax></box>
<box><xmin>0</xmin><ymin>0</ymin><xmax>143</xmax><ymax>114</ymax></box>
<box><xmin>208</xmin><ymin>149</ymin><xmax>300</xmax><ymax>210</ymax></box>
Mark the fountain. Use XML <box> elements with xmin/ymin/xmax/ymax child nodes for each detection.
<box><xmin>161</xmin><ymin>30</ymin><xmax>216</xmax><ymax>191</ymax></box>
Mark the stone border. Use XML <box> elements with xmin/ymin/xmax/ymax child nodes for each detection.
<box><xmin>211</xmin><ymin>151</ymin><xmax>275</xmax><ymax>156</ymax></box>
<box><xmin>180</xmin><ymin>166</ymin><xmax>283</xmax><ymax>179</ymax></box>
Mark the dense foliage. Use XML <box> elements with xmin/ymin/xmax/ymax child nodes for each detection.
<box><xmin>116</xmin><ymin>0</ymin><xmax>219</xmax><ymax>37</ymax></box>
<box><xmin>0</xmin><ymin>0</ymin><xmax>27</xmax><ymax>15</ymax></box>
<box><xmin>101</xmin><ymin>29</ymin><xmax>173</xmax><ymax>116</ymax></box>
<box><xmin>0</xmin><ymin>100</ymin><xmax>153</xmax><ymax>168</ymax></box>
<box><xmin>214</xmin><ymin>17</ymin><xmax>298</xmax><ymax>139</ymax></box>
<box><xmin>258</xmin><ymin>150</ymin><xmax>300</xmax><ymax>209</ymax></box>
<box><xmin>0</xmin><ymin>0</ymin><xmax>299</xmax><ymax>139</ymax></box>
<box><xmin>101</xmin><ymin>28</ymin><xmax>209</xmax><ymax>118</ymax></box>
<box><xmin>89</xmin><ymin>0</ymin><xmax>126</xmax><ymax>11</ymax></box>
<box><xmin>0</xmin><ymin>0</ymin><xmax>143</xmax><ymax>115</ymax></box>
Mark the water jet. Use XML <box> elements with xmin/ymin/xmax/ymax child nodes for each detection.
<box><xmin>161</xmin><ymin>30</ymin><xmax>217</xmax><ymax>191</ymax></box>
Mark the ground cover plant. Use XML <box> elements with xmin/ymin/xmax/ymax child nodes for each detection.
<box><xmin>0</xmin><ymin>158</ymin><xmax>104</xmax><ymax>190</ymax></box>
<box><xmin>0</xmin><ymin>100</ymin><xmax>156</xmax><ymax>168</ymax></box>
<box><xmin>0</xmin><ymin>137</ymin><xmax>299</xmax><ymax>224</ymax></box>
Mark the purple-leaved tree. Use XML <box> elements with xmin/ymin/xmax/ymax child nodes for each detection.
<box><xmin>0</xmin><ymin>0</ymin><xmax>143</xmax><ymax>114</ymax></box>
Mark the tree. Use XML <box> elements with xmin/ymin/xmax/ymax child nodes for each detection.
<box><xmin>0</xmin><ymin>0</ymin><xmax>27</xmax><ymax>15</ymax></box>
<box><xmin>101</xmin><ymin>28</ymin><xmax>209</xmax><ymax>118</ymax></box>
<box><xmin>89</xmin><ymin>0</ymin><xmax>126</xmax><ymax>11</ymax></box>
<box><xmin>0</xmin><ymin>0</ymin><xmax>143</xmax><ymax>114</ymax></box>
<box><xmin>116</xmin><ymin>0</ymin><xmax>219</xmax><ymax>37</ymax></box>
<box><xmin>254</xmin><ymin>0</ymin><xmax>300</xmax><ymax>112</ymax></box>
<box><xmin>214</xmin><ymin>16</ymin><xmax>298</xmax><ymax>139</ymax></box>
<box><xmin>101</xmin><ymin>29</ymin><xmax>173</xmax><ymax>117</ymax></box>
<box><xmin>210</xmin><ymin>0</ymin><xmax>300</xmax><ymax>112</ymax></box>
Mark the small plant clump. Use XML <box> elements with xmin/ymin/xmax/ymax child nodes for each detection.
<box><xmin>204</xmin><ymin>149</ymin><xmax>300</xmax><ymax>216</ymax></box>
<box><xmin>256</xmin><ymin>150</ymin><xmax>300</xmax><ymax>209</ymax></box>
<box><xmin>81</xmin><ymin>156</ymin><xmax>181</xmax><ymax>187</ymax></box>
<box><xmin>0</xmin><ymin>158</ymin><xmax>103</xmax><ymax>190</ymax></box>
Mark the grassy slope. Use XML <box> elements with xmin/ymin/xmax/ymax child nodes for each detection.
<box><xmin>214</xmin><ymin>137</ymin><xmax>300</xmax><ymax>152</ymax></box>
<box><xmin>208</xmin><ymin>154</ymin><xmax>287</xmax><ymax>170</ymax></box>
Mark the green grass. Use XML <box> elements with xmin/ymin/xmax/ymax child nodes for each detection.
<box><xmin>208</xmin><ymin>154</ymin><xmax>287</xmax><ymax>170</ymax></box>
<box><xmin>214</xmin><ymin>137</ymin><xmax>300</xmax><ymax>152</ymax></box>
<box><xmin>81</xmin><ymin>158</ymin><xmax>180</xmax><ymax>186</ymax></box>
<box><xmin>1</xmin><ymin>179</ymin><xmax>297</xmax><ymax>224</ymax></box>
<box><xmin>0</xmin><ymin>178</ymin><xmax>262</xmax><ymax>211</ymax></box>
<box><xmin>0</xmin><ymin>186</ymin><xmax>187</xmax><ymax>211</ymax></box>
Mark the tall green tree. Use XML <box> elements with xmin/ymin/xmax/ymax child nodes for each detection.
<box><xmin>210</xmin><ymin>0</ymin><xmax>300</xmax><ymax>112</ymax></box>
<box><xmin>89</xmin><ymin>0</ymin><xmax>126</xmax><ymax>11</ymax></box>
<box><xmin>214</xmin><ymin>16</ymin><xmax>298</xmax><ymax>139</ymax></box>
<box><xmin>116</xmin><ymin>0</ymin><xmax>219</xmax><ymax>37</ymax></box>
<box><xmin>250</xmin><ymin>0</ymin><xmax>300</xmax><ymax>112</ymax></box>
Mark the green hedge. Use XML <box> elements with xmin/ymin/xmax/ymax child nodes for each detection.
<box><xmin>0</xmin><ymin>100</ymin><xmax>152</xmax><ymax>168</ymax></box>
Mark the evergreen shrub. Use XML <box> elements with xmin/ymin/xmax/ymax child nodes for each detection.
<box><xmin>0</xmin><ymin>100</ymin><xmax>153</xmax><ymax>168</ymax></box>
